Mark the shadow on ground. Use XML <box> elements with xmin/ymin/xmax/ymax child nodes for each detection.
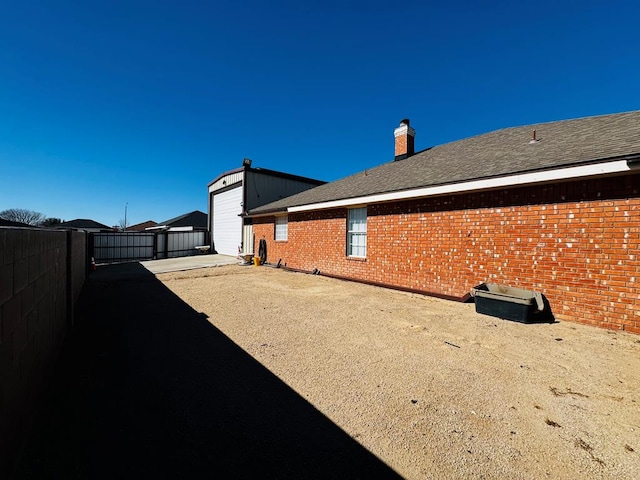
<box><xmin>16</xmin><ymin>263</ymin><xmax>401</xmax><ymax>479</ymax></box>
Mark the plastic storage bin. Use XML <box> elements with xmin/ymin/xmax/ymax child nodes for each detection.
<box><xmin>471</xmin><ymin>283</ymin><xmax>545</xmax><ymax>323</ymax></box>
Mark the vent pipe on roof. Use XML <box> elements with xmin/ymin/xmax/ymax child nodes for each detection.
<box><xmin>394</xmin><ymin>119</ymin><xmax>416</xmax><ymax>161</ymax></box>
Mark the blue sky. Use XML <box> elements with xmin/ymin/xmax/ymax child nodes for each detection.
<box><xmin>1</xmin><ymin>1</ymin><xmax>638</xmax><ymax>227</ymax></box>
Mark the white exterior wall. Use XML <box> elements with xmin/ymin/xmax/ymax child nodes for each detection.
<box><xmin>212</xmin><ymin>186</ymin><xmax>243</xmax><ymax>256</ymax></box>
<box><xmin>208</xmin><ymin>171</ymin><xmax>244</xmax><ymax>193</ymax></box>
<box><xmin>208</xmin><ymin>171</ymin><xmax>244</xmax><ymax>235</ymax></box>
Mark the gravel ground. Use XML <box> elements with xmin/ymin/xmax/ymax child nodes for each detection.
<box><xmin>157</xmin><ymin>265</ymin><xmax>640</xmax><ymax>480</ymax></box>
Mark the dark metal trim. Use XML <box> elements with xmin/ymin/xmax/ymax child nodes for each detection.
<box><xmin>246</xmin><ymin>167</ymin><xmax>326</xmax><ymax>185</ymax></box>
<box><xmin>207</xmin><ymin>167</ymin><xmax>244</xmax><ymax>187</ymax></box>
<box><xmin>213</xmin><ymin>181</ymin><xmax>243</xmax><ymax>195</ymax></box>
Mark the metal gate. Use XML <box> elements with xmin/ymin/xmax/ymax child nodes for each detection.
<box><xmin>91</xmin><ymin>231</ymin><xmax>209</xmax><ymax>264</ymax></box>
<box><xmin>156</xmin><ymin>231</ymin><xmax>208</xmax><ymax>259</ymax></box>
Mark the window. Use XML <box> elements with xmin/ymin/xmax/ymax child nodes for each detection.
<box><xmin>275</xmin><ymin>215</ymin><xmax>288</xmax><ymax>241</ymax></box>
<box><xmin>347</xmin><ymin>207</ymin><xmax>367</xmax><ymax>257</ymax></box>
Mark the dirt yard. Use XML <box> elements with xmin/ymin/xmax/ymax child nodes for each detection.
<box><xmin>158</xmin><ymin>265</ymin><xmax>640</xmax><ymax>480</ymax></box>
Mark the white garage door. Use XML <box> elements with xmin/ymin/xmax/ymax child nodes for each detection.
<box><xmin>213</xmin><ymin>186</ymin><xmax>243</xmax><ymax>256</ymax></box>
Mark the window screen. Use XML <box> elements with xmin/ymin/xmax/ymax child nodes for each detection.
<box><xmin>275</xmin><ymin>215</ymin><xmax>288</xmax><ymax>241</ymax></box>
<box><xmin>347</xmin><ymin>207</ymin><xmax>367</xmax><ymax>257</ymax></box>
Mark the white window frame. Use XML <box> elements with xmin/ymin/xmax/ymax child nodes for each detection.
<box><xmin>275</xmin><ymin>215</ymin><xmax>288</xmax><ymax>241</ymax></box>
<box><xmin>347</xmin><ymin>207</ymin><xmax>367</xmax><ymax>258</ymax></box>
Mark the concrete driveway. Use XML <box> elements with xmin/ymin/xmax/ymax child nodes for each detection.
<box><xmin>142</xmin><ymin>254</ymin><xmax>238</xmax><ymax>274</ymax></box>
<box><xmin>90</xmin><ymin>254</ymin><xmax>238</xmax><ymax>281</ymax></box>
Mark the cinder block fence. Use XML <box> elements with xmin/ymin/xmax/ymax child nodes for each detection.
<box><xmin>0</xmin><ymin>228</ymin><xmax>87</xmax><ymax>478</ymax></box>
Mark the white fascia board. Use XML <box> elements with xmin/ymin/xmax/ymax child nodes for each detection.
<box><xmin>287</xmin><ymin>160</ymin><xmax>633</xmax><ymax>213</ymax></box>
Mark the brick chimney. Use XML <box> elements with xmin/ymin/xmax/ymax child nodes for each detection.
<box><xmin>394</xmin><ymin>119</ymin><xmax>415</xmax><ymax>161</ymax></box>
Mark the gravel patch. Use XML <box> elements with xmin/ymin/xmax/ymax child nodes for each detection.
<box><xmin>158</xmin><ymin>265</ymin><xmax>640</xmax><ymax>480</ymax></box>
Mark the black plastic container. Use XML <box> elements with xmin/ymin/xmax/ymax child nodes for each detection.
<box><xmin>471</xmin><ymin>283</ymin><xmax>545</xmax><ymax>323</ymax></box>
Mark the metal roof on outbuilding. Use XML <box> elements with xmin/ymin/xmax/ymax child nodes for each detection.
<box><xmin>207</xmin><ymin>166</ymin><xmax>326</xmax><ymax>189</ymax></box>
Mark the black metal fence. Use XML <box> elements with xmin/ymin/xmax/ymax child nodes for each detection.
<box><xmin>90</xmin><ymin>231</ymin><xmax>209</xmax><ymax>264</ymax></box>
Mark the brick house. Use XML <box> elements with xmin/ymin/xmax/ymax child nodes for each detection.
<box><xmin>125</xmin><ymin>220</ymin><xmax>158</xmax><ymax>232</ymax></box>
<box><xmin>248</xmin><ymin>112</ymin><xmax>640</xmax><ymax>333</ymax></box>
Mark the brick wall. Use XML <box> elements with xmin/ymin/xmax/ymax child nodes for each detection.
<box><xmin>254</xmin><ymin>174</ymin><xmax>640</xmax><ymax>333</ymax></box>
<box><xmin>0</xmin><ymin>228</ymin><xmax>87</xmax><ymax>477</ymax></box>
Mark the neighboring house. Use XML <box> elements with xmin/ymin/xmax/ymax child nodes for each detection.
<box><xmin>208</xmin><ymin>160</ymin><xmax>325</xmax><ymax>256</ymax></box>
<box><xmin>146</xmin><ymin>211</ymin><xmax>208</xmax><ymax>232</ymax></box>
<box><xmin>59</xmin><ymin>219</ymin><xmax>112</xmax><ymax>233</ymax></box>
<box><xmin>125</xmin><ymin>220</ymin><xmax>158</xmax><ymax>232</ymax></box>
<box><xmin>0</xmin><ymin>219</ymin><xmax>32</xmax><ymax>228</ymax></box>
<box><xmin>249</xmin><ymin>113</ymin><xmax>640</xmax><ymax>334</ymax></box>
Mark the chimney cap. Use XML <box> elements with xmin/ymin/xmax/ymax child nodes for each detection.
<box><xmin>399</xmin><ymin>118</ymin><xmax>410</xmax><ymax>126</ymax></box>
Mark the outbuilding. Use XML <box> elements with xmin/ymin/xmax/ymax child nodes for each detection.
<box><xmin>208</xmin><ymin>160</ymin><xmax>325</xmax><ymax>256</ymax></box>
<box><xmin>249</xmin><ymin>112</ymin><xmax>640</xmax><ymax>333</ymax></box>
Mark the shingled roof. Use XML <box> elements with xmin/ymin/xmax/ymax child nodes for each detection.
<box><xmin>0</xmin><ymin>218</ymin><xmax>32</xmax><ymax>227</ymax></box>
<box><xmin>250</xmin><ymin>110</ymin><xmax>640</xmax><ymax>214</ymax></box>
<box><xmin>162</xmin><ymin>210</ymin><xmax>207</xmax><ymax>229</ymax></box>
<box><xmin>59</xmin><ymin>219</ymin><xmax>111</xmax><ymax>230</ymax></box>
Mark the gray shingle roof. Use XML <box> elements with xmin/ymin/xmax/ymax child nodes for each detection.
<box><xmin>162</xmin><ymin>210</ymin><xmax>207</xmax><ymax>228</ymax></box>
<box><xmin>250</xmin><ymin>111</ymin><xmax>640</xmax><ymax>214</ymax></box>
<box><xmin>0</xmin><ymin>218</ymin><xmax>32</xmax><ymax>227</ymax></box>
<box><xmin>59</xmin><ymin>219</ymin><xmax>111</xmax><ymax>229</ymax></box>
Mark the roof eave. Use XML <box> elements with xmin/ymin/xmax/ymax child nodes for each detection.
<box><xmin>286</xmin><ymin>156</ymin><xmax>640</xmax><ymax>214</ymax></box>
<box><xmin>207</xmin><ymin>167</ymin><xmax>245</xmax><ymax>187</ymax></box>
<box><xmin>247</xmin><ymin>207</ymin><xmax>288</xmax><ymax>218</ymax></box>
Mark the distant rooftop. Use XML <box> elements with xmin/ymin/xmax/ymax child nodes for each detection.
<box><xmin>162</xmin><ymin>210</ymin><xmax>207</xmax><ymax>229</ymax></box>
<box><xmin>59</xmin><ymin>219</ymin><xmax>111</xmax><ymax>230</ymax></box>
<box><xmin>126</xmin><ymin>220</ymin><xmax>158</xmax><ymax>232</ymax></box>
<box><xmin>0</xmin><ymin>218</ymin><xmax>32</xmax><ymax>228</ymax></box>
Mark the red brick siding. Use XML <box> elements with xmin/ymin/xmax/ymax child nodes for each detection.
<box><xmin>394</xmin><ymin>134</ymin><xmax>414</xmax><ymax>158</ymax></box>
<box><xmin>253</xmin><ymin>174</ymin><xmax>640</xmax><ymax>333</ymax></box>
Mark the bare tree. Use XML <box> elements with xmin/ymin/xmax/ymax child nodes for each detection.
<box><xmin>0</xmin><ymin>208</ymin><xmax>46</xmax><ymax>226</ymax></box>
<box><xmin>118</xmin><ymin>219</ymin><xmax>127</xmax><ymax>231</ymax></box>
<box><xmin>41</xmin><ymin>217</ymin><xmax>64</xmax><ymax>227</ymax></box>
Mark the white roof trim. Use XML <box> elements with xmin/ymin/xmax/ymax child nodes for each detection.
<box><xmin>288</xmin><ymin>160</ymin><xmax>634</xmax><ymax>213</ymax></box>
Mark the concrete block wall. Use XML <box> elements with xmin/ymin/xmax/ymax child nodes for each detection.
<box><xmin>68</xmin><ymin>230</ymin><xmax>87</xmax><ymax>326</ymax></box>
<box><xmin>254</xmin><ymin>174</ymin><xmax>640</xmax><ymax>333</ymax></box>
<box><xmin>0</xmin><ymin>228</ymin><xmax>87</xmax><ymax>477</ymax></box>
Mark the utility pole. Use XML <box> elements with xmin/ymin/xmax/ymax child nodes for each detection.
<box><xmin>124</xmin><ymin>202</ymin><xmax>128</xmax><ymax>231</ymax></box>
